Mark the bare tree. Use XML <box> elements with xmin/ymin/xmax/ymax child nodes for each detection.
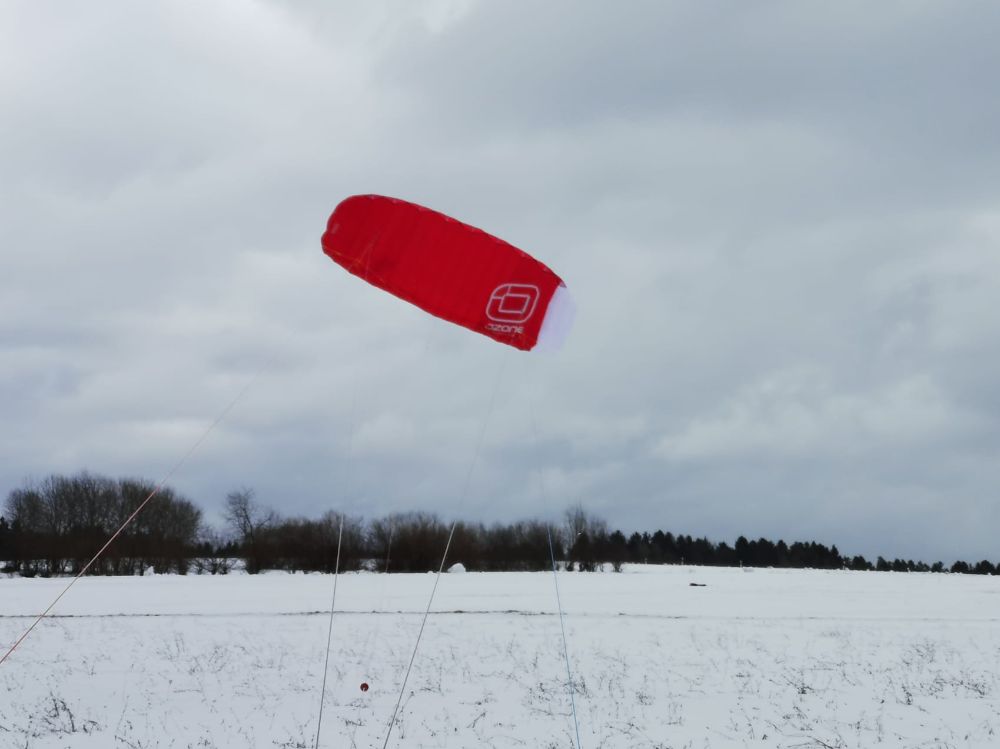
<box><xmin>192</xmin><ymin>528</ymin><xmax>235</xmax><ymax>575</ymax></box>
<box><xmin>564</xmin><ymin>503</ymin><xmax>608</xmax><ymax>571</ymax></box>
<box><xmin>4</xmin><ymin>472</ymin><xmax>202</xmax><ymax>576</ymax></box>
<box><xmin>564</xmin><ymin>503</ymin><xmax>583</xmax><ymax>536</ymax></box>
<box><xmin>224</xmin><ymin>488</ymin><xmax>277</xmax><ymax>573</ymax></box>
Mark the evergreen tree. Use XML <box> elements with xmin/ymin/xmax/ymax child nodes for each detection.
<box><xmin>972</xmin><ymin>560</ymin><xmax>996</xmax><ymax>575</ymax></box>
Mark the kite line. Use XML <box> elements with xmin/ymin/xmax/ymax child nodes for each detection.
<box><xmin>315</xmin><ymin>512</ymin><xmax>345</xmax><ymax>749</ymax></box>
<box><xmin>380</xmin><ymin>355</ymin><xmax>508</xmax><ymax>748</ymax></box>
<box><xmin>0</xmin><ymin>367</ymin><xmax>265</xmax><ymax>667</ymax></box>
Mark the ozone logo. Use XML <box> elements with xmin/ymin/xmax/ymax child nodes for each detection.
<box><xmin>486</xmin><ymin>283</ymin><xmax>540</xmax><ymax>324</ymax></box>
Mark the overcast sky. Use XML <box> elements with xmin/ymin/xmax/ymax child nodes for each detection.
<box><xmin>3</xmin><ymin>1</ymin><xmax>1000</xmax><ymax>562</ymax></box>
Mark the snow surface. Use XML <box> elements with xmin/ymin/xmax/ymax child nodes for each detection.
<box><xmin>2</xmin><ymin>565</ymin><xmax>999</xmax><ymax>748</ymax></box>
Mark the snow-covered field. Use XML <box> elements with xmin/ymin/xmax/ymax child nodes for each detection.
<box><xmin>2</xmin><ymin>565</ymin><xmax>999</xmax><ymax>748</ymax></box>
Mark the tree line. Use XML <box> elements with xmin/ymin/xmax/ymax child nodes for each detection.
<box><xmin>2</xmin><ymin>471</ymin><xmax>999</xmax><ymax>577</ymax></box>
<box><xmin>2</xmin><ymin>472</ymin><xmax>202</xmax><ymax>576</ymax></box>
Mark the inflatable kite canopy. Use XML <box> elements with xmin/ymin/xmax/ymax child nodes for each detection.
<box><xmin>321</xmin><ymin>195</ymin><xmax>573</xmax><ymax>351</ymax></box>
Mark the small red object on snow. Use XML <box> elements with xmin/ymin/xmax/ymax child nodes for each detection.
<box><xmin>360</xmin><ymin>682</ymin><xmax>369</xmax><ymax>692</ymax></box>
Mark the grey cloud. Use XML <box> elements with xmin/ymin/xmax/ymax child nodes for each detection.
<box><xmin>2</xmin><ymin>1</ymin><xmax>1000</xmax><ymax>562</ymax></box>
